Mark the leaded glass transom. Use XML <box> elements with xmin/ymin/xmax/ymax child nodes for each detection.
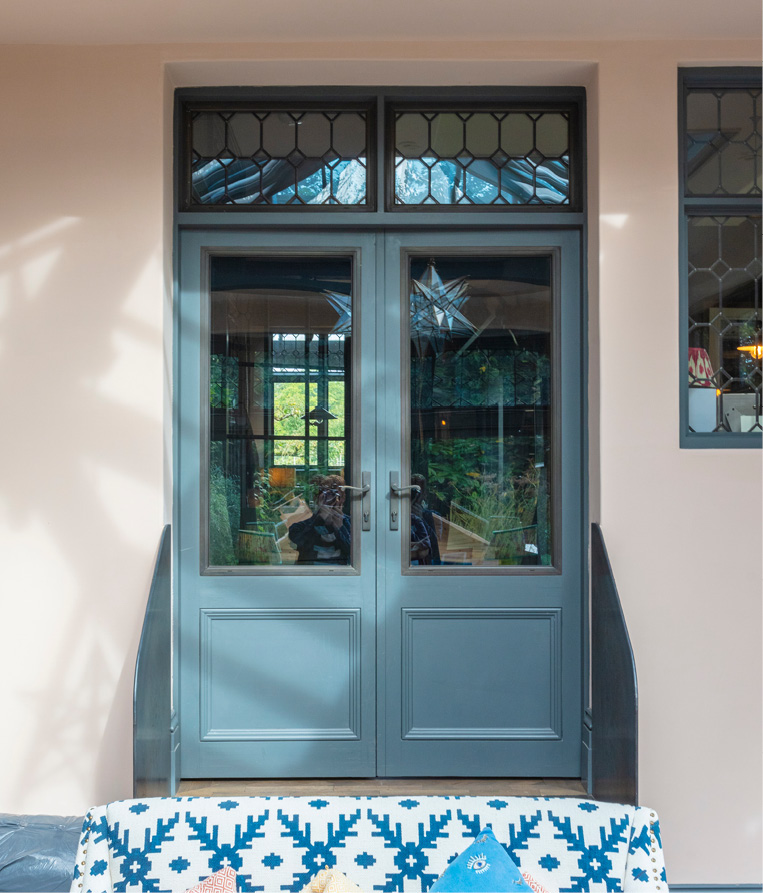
<box><xmin>189</xmin><ymin>108</ymin><xmax>370</xmax><ymax>206</ymax></box>
<box><xmin>685</xmin><ymin>87</ymin><xmax>762</xmax><ymax>197</ymax></box>
<box><xmin>393</xmin><ymin>109</ymin><xmax>571</xmax><ymax>206</ymax></box>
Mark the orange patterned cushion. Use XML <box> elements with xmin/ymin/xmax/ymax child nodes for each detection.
<box><xmin>522</xmin><ymin>871</ymin><xmax>553</xmax><ymax>893</ymax></box>
<box><xmin>185</xmin><ymin>866</ymin><xmax>237</xmax><ymax>893</ymax></box>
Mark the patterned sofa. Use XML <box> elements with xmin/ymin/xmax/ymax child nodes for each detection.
<box><xmin>70</xmin><ymin>796</ymin><xmax>668</xmax><ymax>893</ymax></box>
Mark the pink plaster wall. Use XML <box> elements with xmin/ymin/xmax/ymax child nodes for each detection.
<box><xmin>0</xmin><ymin>39</ymin><xmax>759</xmax><ymax>884</ymax></box>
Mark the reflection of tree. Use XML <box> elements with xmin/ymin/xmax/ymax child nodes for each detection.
<box><xmin>424</xmin><ymin>438</ymin><xmax>539</xmax><ymax>530</ymax></box>
<box><xmin>210</xmin><ymin>355</ymin><xmax>239</xmax><ymax>409</ymax></box>
<box><xmin>209</xmin><ymin>442</ymin><xmax>240</xmax><ymax>566</ymax></box>
<box><xmin>272</xmin><ymin>379</ymin><xmax>345</xmax><ymax>466</ymax></box>
<box><xmin>412</xmin><ymin>335</ymin><xmax>552</xmax><ymax>561</ymax></box>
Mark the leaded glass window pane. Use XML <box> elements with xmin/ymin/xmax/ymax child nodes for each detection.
<box><xmin>393</xmin><ymin>109</ymin><xmax>571</xmax><ymax>206</ymax></box>
<box><xmin>687</xmin><ymin>215</ymin><xmax>762</xmax><ymax>433</ymax></box>
<box><xmin>190</xmin><ymin>108</ymin><xmax>370</xmax><ymax>206</ymax></box>
<box><xmin>685</xmin><ymin>87</ymin><xmax>762</xmax><ymax>196</ymax></box>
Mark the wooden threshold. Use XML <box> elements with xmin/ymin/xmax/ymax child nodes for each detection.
<box><xmin>176</xmin><ymin>777</ymin><xmax>588</xmax><ymax>798</ymax></box>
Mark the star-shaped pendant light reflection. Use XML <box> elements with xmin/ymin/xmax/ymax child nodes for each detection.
<box><xmin>410</xmin><ymin>259</ymin><xmax>475</xmax><ymax>356</ymax></box>
<box><xmin>324</xmin><ymin>290</ymin><xmax>352</xmax><ymax>334</ymax></box>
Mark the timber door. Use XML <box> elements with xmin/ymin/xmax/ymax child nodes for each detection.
<box><xmin>378</xmin><ymin>231</ymin><xmax>582</xmax><ymax>776</ymax></box>
<box><xmin>177</xmin><ymin>228</ymin><xmax>583</xmax><ymax>779</ymax></box>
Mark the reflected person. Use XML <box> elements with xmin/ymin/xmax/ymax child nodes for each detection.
<box><xmin>289</xmin><ymin>475</ymin><xmax>351</xmax><ymax>565</ymax></box>
<box><xmin>410</xmin><ymin>473</ymin><xmax>442</xmax><ymax>565</ymax></box>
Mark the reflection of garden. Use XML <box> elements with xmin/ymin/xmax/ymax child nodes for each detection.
<box><xmin>208</xmin><ymin>344</ymin><xmax>348</xmax><ymax>567</ymax></box>
<box><xmin>210</xmin><ymin>453</ymin><xmax>339</xmax><ymax>567</ymax></box>
<box><xmin>411</xmin><ymin>338</ymin><xmax>552</xmax><ymax>567</ymax></box>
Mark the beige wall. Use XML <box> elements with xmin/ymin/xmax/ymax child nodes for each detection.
<box><xmin>0</xmin><ymin>40</ymin><xmax>759</xmax><ymax>884</ymax></box>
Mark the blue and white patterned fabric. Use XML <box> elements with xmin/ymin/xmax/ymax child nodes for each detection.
<box><xmin>70</xmin><ymin>796</ymin><xmax>668</xmax><ymax>893</ymax></box>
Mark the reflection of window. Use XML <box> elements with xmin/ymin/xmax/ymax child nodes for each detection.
<box><xmin>680</xmin><ymin>69</ymin><xmax>762</xmax><ymax>446</ymax></box>
<box><xmin>270</xmin><ymin>334</ymin><xmax>346</xmax><ymax>470</ymax></box>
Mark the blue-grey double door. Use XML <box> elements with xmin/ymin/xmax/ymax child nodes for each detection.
<box><xmin>178</xmin><ymin>228</ymin><xmax>583</xmax><ymax>778</ymax></box>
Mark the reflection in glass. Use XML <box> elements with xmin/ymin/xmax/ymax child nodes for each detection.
<box><xmin>394</xmin><ymin>110</ymin><xmax>570</xmax><ymax>206</ymax></box>
<box><xmin>685</xmin><ymin>88</ymin><xmax>761</xmax><ymax>197</ymax></box>
<box><xmin>687</xmin><ymin>216</ymin><xmax>762</xmax><ymax>433</ymax></box>
<box><xmin>408</xmin><ymin>255</ymin><xmax>553</xmax><ymax>568</ymax></box>
<box><xmin>208</xmin><ymin>256</ymin><xmax>352</xmax><ymax>567</ymax></box>
<box><xmin>191</xmin><ymin>109</ymin><xmax>368</xmax><ymax>206</ymax></box>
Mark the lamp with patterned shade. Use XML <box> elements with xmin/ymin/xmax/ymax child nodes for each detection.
<box><xmin>688</xmin><ymin>347</ymin><xmax>717</xmax><ymax>432</ymax></box>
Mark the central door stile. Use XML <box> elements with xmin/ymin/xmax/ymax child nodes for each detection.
<box><xmin>374</xmin><ymin>230</ymin><xmax>390</xmax><ymax>777</ymax></box>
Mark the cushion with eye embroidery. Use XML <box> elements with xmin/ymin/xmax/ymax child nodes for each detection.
<box><xmin>429</xmin><ymin>826</ymin><xmax>533</xmax><ymax>892</ymax></box>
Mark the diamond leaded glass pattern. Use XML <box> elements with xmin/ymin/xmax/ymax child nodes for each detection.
<box><xmin>189</xmin><ymin>108</ymin><xmax>369</xmax><ymax>206</ymax></box>
<box><xmin>687</xmin><ymin>215</ymin><xmax>762</xmax><ymax>432</ymax></box>
<box><xmin>393</xmin><ymin>109</ymin><xmax>571</xmax><ymax>206</ymax></box>
<box><xmin>685</xmin><ymin>87</ymin><xmax>762</xmax><ymax>196</ymax></box>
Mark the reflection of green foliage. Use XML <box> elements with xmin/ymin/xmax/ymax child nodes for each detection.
<box><xmin>273</xmin><ymin>379</ymin><xmax>346</xmax><ymax>468</ymax></box>
<box><xmin>412</xmin><ymin>349</ymin><xmax>550</xmax><ymax>410</ymax></box>
<box><xmin>209</xmin><ymin>464</ymin><xmax>236</xmax><ymax>565</ymax></box>
<box><xmin>250</xmin><ymin>470</ymin><xmax>288</xmax><ymax>523</ymax></box>
<box><xmin>422</xmin><ymin>437</ymin><xmax>540</xmax><ymax>537</ymax></box>
<box><xmin>463</xmin><ymin>467</ymin><xmax>539</xmax><ymax>530</ymax></box>
<box><xmin>209</xmin><ymin>441</ymin><xmax>241</xmax><ymax>566</ymax></box>
<box><xmin>424</xmin><ymin>438</ymin><xmax>483</xmax><ymax>508</ymax></box>
<box><xmin>210</xmin><ymin>355</ymin><xmax>239</xmax><ymax>409</ymax></box>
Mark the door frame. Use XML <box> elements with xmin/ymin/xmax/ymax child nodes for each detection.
<box><xmin>171</xmin><ymin>85</ymin><xmax>589</xmax><ymax>788</ymax></box>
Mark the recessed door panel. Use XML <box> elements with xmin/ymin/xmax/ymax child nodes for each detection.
<box><xmin>200</xmin><ymin>608</ymin><xmax>361</xmax><ymax>740</ymax></box>
<box><xmin>401</xmin><ymin>608</ymin><xmax>561</xmax><ymax>740</ymax></box>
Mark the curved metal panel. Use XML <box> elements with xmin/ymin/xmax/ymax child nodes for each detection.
<box><xmin>591</xmin><ymin>523</ymin><xmax>638</xmax><ymax>805</ymax></box>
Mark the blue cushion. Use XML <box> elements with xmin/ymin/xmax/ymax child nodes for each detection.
<box><xmin>429</xmin><ymin>826</ymin><xmax>533</xmax><ymax>892</ymax></box>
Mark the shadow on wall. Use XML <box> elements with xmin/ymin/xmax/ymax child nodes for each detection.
<box><xmin>0</xmin><ymin>205</ymin><xmax>163</xmax><ymax>812</ymax></box>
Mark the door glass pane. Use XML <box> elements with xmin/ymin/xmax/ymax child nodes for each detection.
<box><xmin>208</xmin><ymin>255</ymin><xmax>354</xmax><ymax>568</ymax></box>
<box><xmin>408</xmin><ymin>254</ymin><xmax>554</xmax><ymax>568</ymax></box>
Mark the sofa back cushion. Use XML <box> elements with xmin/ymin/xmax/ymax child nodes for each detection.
<box><xmin>73</xmin><ymin>796</ymin><xmax>665</xmax><ymax>892</ymax></box>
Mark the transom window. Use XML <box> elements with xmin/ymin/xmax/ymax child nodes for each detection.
<box><xmin>392</xmin><ymin>107</ymin><xmax>571</xmax><ymax>206</ymax></box>
<box><xmin>186</xmin><ymin>104</ymin><xmax>372</xmax><ymax>207</ymax></box>
<box><xmin>178</xmin><ymin>90</ymin><xmax>583</xmax><ymax>212</ymax></box>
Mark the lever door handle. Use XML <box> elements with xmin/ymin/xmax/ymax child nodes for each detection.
<box><xmin>389</xmin><ymin>472</ymin><xmax>419</xmax><ymax>530</ymax></box>
<box><xmin>342</xmin><ymin>472</ymin><xmax>371</xmax><ymax>531</ymax></box>
<box><xmin>390</xmin><ymin>483</ymin><xmax>421</xmax><ymax>496</ymax></box>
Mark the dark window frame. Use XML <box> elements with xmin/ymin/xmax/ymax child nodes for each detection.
<box><xmin>678</xmin><ymin>66</ymin><xmax>762</xmax><ymax>449</ymax></box>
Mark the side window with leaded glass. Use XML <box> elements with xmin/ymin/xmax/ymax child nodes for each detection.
<box><xmin>680</xmin><ymin>69</ymin><xmax>762</xmax><ymax>445</ymax></box>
